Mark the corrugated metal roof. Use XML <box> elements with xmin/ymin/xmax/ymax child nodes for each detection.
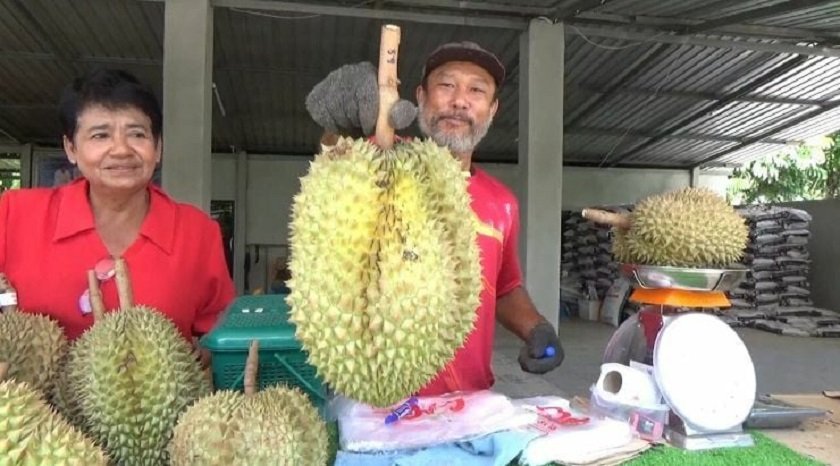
<box><xmin>0</xmin><ymin>0</ymin><xmax>838</xmax><ymax>169</ymax></box>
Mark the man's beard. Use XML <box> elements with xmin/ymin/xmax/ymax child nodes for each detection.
<box><xmin>417</xmin><ymin>101</ymin><xmax>493</xmax><ymax>154</ymax></box>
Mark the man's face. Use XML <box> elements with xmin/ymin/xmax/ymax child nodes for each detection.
<box><xmin>416</xmin><ymin>60</ymin><xmax>499</xmax><ymax>155</ymax></box>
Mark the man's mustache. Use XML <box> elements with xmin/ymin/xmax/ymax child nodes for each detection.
<box><xmin>432</xmin><ymin>112</ymin><xmax>474</xmax><ymax>127</ymax></box>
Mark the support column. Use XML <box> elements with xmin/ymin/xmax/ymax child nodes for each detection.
<box><xmin>20</xmin><ymin>144</ymin><xmax>32</xmax><ymax>189</ymax></box>
<box><xmin>690</xmin><ymin>166</ymin><xmax>701</xmax><ymax>187</ymax></box>
<box><xmin>162</xmin><ymin>0</ymin><xmax>214</xmax><ymax>211</ymax></box>
<box><xmin>233</xmin><ymin>151</ymin><xmax>248</xmax><ymax>294</ymax></box>
<box><xmin>518</xmin><ymin>19</ymin><xmax>565</xmax><ymax>329</ymax></box>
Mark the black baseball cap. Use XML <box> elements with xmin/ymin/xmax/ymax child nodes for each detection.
<box><xmin>421</xmin><ymin>41</ymin><xmax>505</xmax><ymax>89</ymax></box>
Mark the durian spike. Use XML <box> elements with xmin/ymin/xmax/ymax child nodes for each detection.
<box><xmin>87</xmin><ymin>270</ymin><xmax>106</xmax><ymax>321</ymax></box>
<box><xmin>244</xmin><ymin>340</ymin><xmax>260</xmax><ymax>396</ymax></box>
<box><xmin>0</xmin><ymin>361</ymin><xmax>8</xmax><ymax>380</ymax></box>
<box><xmin>0</xmin><ymin>272</ymin><xmax>17</xmax><ymax>313</ymax></box>
<box><xmin>375</xmin><ymin>24</ymin><xmax>401</xmax><ymax>150</ymax></box>
<box><xmin>113</xmin><ymin>257</ymin><xmax>134</xmax><ymax>309</ymax></box>
<box><xmin>581</xmin><ymin>208</ymin><xmax>631</xmax><ymax>230</ymax></box>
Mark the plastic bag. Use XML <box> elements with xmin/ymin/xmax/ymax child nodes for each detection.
<box><xmin>334</xmin><ymin>390</ymin><xmax>537</xmax><ymax>452</ymax></box>
<box><xmin>600</xmin><ymin>278</ymin><xmax>631</xmax><ymax>327</ymax></box>
<box><xmin>513</xmin><ymin>396</ymin><xmax>643</xmax><ymax>466</ymax></box>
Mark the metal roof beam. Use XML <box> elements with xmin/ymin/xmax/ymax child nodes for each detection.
<box><xmin>213</xmin><ymin>0</ymin><xmax>529</xmax><ymax>29</ymax></box>
<box><xmin>570</xmin><ymin>24</ymin><xmax>840</xmax><ymax>58</ymax></box>
<box><xmin>690</xmin><ymin>99</ymin><xmax>840</xmax><ymax>168</ymax></box>
<box><xmin>565</xmin><ymin>42</ymin><xmax>669</xmax><ymax>128</ymax></box>
<box><xmin>682</xmin><ymin>0</ymin><xmax>839</xmax><ymax>35</ymax></box>
<box><xmin>552</xmin><ymin>0</ymin><xmax>614</xmax><ymax>21</ymax></box>
<box><xmin>0</xmin><ymin>103</ymin><xmax>55</xmax><ymax>111</ymax></box>
<box><xmin>571</xmin><ymin>13</ymin><xmax>840</xmax><ymax>44</ymax></box>
<box><xmin>602</xmin><ymin>54</ymin><xmax>809</xmax><ymax>167</ymax></box>
<box><xmin>570</xmin><ymin>126</ymin><xmax>794</xmax><ymax>146</ymax></box>
<box><xmin>4</xmin><ymin>0</ymin><xmax>82</xmax><ymax>74</ymax></box>
<box><xmin>563</xmin><ymin>160</ymin><xmax>687</xmax><ymax>169</ymax></box>
<box><xmin>573</xmin><ymin>83</ymin><xmax>825</xmax><ymax>107</ymax></box>
<box><xmin>0</xmin><ymin>113</ymin><xmax>23</xmax><ymax>144</ymax></box>
<box><xmin>381</xmin><ymin>0</ymin><xmax>553</xmax><ymax>17</ymax></box>
<box><xmin>0</xmin><ymin>51</ymin><xmax>161</xmax><ymax>67</ymax></box>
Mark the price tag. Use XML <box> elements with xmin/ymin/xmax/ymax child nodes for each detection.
<box><xmin>0</xmin><ymin>292</ymin><xmax>17</xmax><ymax>307</ymax></box>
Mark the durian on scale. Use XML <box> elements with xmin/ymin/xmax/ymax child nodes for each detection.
<box><xmin>582</xmin><ymin>187</ymin><xmax>749</xmax><ymax>268</ymax></box>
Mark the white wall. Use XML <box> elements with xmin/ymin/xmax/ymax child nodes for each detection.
<box><xmin>562</xmin><ymin>167</ymin><xmax>691</xmax><ymax>210</ymax></box>
<box><xmin>211</xmin><ymin>157</ymin><xmax>731</xmax><ymax>244</ymax></box>
<box><xmin>210</xmin><ymin>156</ymin><xmax>733</xmax><ymax>293</ymax></box>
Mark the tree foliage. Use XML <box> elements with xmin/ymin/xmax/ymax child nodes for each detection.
<box><xmin>727</xmin><ymin>132</ymin><xmax>840</xmax><ymax>205</ymax></box>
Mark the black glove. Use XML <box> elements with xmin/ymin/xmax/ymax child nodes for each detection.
<box><xmin>305</xmin><ymin>61</ymin><xmax>417</xmax><ymax>137</ymax></box>
<box><xmin>519</xmin><ymin>321</ymin><xmax>564</xmax><ymax>374</ymax></box>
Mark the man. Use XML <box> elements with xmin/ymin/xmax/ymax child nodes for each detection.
<box><xmin>305</xmin><ymin>41</ymin><xmax>564</xmax><ymax>395</ymax></box>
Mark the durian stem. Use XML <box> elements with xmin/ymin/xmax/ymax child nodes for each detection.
<box><xmin>114</xmin><ymin>257</ymin><xmax>135</xmax><ymax>309</ymax></box>
<box><xmin>581</xmin><ymin>208</ymin><xmax>631</xmax><ymax>230</ymax></box>
<box><xmin>0</xmin><ymin>361</ymin><xmax>8</xmax><ymax>381</ymax></box>
<box><xmin>320</xmin><ymin>130</ymin><xmax>339</xmax><ymax>147</ymax></box>
<box><xmin>0</xmin><ymin>273</ymin><xmax>17</xmax><ymax>313</ymax></box>
<box><xmin>244</xmin><ymin>340</ymin><xmax>259</xmax><ymax>396</ymax></box>
<box><xmin>87</xmin><ymin>270</ymin><xmax>106</xmax><ymax>321</ymax></box>
<box><xmin>375</xmin><ymin>24</ymin><xmax>401</xmax><ymax>151</ymax></box>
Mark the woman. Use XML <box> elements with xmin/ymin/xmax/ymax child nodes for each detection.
<box><xmin>0</xmin><ymin>68</ymin><xmax>235</xmax><ymax>342</ymax></box>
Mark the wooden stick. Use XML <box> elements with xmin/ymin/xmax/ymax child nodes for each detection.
<box><xmin>87</xmin><ymin>270</ymin><xmax>106</xmax><ymax>321</ymax></box>
<box><xmin>0</xmin><ymin>361</ymin><xmax>8</xmax><ymax>381</ymax></box>
<box><xmin>375</xmin><ymin>24</ymin><xmax>401</xmax><ymax>150</ymax></box>
<box><xmin>114</xmin><ymin>257</ymin><xmax>134</xmax><ymax>309</ymax></box>
<box><xmin>581</xmin><ymin>208</ymin><xmax>632</xmax><ymax>230</ymax></box>
<box><xmin>244</xmin><ymin>340</ymin><xmax>260</xmax><ymax>396</ymax></box>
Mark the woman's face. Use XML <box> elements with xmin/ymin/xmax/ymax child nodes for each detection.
<box><xmin>63</xmin><ymin>104</ymin><xmax>161</xmax><ymax>195</ymax></box>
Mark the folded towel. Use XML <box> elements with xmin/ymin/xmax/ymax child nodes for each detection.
<box><xmin>334</xmin><ymin>430</ymin><xmax>539</xmax><ymax>466</ymax></box>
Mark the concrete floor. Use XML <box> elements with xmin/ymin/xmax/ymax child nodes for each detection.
<box><xmin>492</xmin><ymin>318</ymin><xmax>840</xmax><ymax>399</ymax></box>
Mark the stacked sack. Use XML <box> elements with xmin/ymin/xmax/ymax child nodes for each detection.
<box><xmin>727</xmin><ymin>205</ymin><xmax>813</xmax><ymax>311</ymax></box>
<box><xmin>721</xmin><ymin>205</ymin><xmax>840</xmax><ymax>337</ymax></box>
<box><xmin>560</xmin><ymin>206</ymin><xmax>630</xmax><ymax>301</ymax></box>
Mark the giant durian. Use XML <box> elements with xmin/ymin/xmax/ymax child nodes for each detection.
<box><xmin>0</xmin><ymin>306</ymin><xmax>67</xmax><ymax>398</ymax></box>
<box><xmin>286</xmin><ymin>25</ymin><xmax>481</xmax><ymax>407</ymax></box>
<box><xmin>169</xmin><ymin>341</ymin><xmax>329</xmax><ymax>466</ymax></box>
<box><xmin>583</xmin><ymin>187</ymin><xmax>749</xmax><ymax>267</ymax></box>
<box><xmin>0</xmin><ymin>361</ymin><xmax>109</xmax><ymax>465</ymax></box>
<box><xmin>64</xmin><ymin>259</ymin><xmax>211</xmax><ymax>466</ymax></box>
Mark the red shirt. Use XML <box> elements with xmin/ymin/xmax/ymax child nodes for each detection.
<box><xmin>418</xmin><ymin>166</ymin><xmax>523</xmax><ymax>395</ymax></box>
<box><xmin>0</xmin><ymin>178</ymin><xmax>236</xmax><ymax>341</ymax></box>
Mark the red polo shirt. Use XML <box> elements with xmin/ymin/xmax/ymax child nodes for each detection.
<box><xmin>418</xmin><ymin>166</ymin><xmax>523</xmax><ymax>395</ymax></box>
<box><xmin>0</xmin><ymin>178</ymin><xmax>236</xmax><ymax>341</ymax></box>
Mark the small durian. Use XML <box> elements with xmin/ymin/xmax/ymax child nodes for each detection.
<box><xmin>65</xmin><ymin>259</ymin><xmax>210</xmax><ymax>466</ymax></box>
<box><xmin>0</xmin><ymin>361</ymin><xmax>108</xmax><ymax>465</ymax></box>
<box><xmin>583</xmin><ymin>187</ymin><xmax>749</xmax><ymax>268</ymax></box>
<box><xmin>0</xmin><ymin>305</ymin><xmax>67</xmax><ymax>398</ymax></box>
<box><xmin>169</xmin><ymin>341</ymin><xmax>329</xmax><ymax>466</ymax></box>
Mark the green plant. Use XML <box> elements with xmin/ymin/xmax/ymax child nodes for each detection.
<box><xmin>727</xmin><ymin>132</ymin><xmax>840</xmax><ymax>204</ymax></box>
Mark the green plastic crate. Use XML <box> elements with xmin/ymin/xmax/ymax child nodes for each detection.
<box><xmin>200</xmin><ymin>294</ymin><xmax>327</xmax><ymax>412</ymax></box>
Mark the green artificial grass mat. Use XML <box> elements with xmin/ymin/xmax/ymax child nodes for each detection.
<box><xmin>620</xmin><ymin>431</ymin><xmax>825</xmax><ymax>466</ymax></box>
<box><xmin>328</xmin><ymin>426</ymin><xmax>825</xmax><ymax>465</ymax></box>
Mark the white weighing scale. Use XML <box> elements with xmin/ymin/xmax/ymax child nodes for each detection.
<box><xmin>603</xmin><ymin>263</ymin><xmax>756</xmax><ymax>450</ymax></box>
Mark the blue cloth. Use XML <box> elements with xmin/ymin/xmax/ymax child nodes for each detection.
<box><xmin>334</xmin><ymin>430</ymin><xmax>539</xmax><ymax>466</ymax></box>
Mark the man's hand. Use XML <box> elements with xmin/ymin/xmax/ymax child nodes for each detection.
<box><xmin>305</xmin><ymin>61</ymin><xmax>417</xmax><ymax>136</ymax></box>
<box><xmin>518</xmin><ymin>321</ymin><xmax>564</xmax><ymax>374</ymax></box>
